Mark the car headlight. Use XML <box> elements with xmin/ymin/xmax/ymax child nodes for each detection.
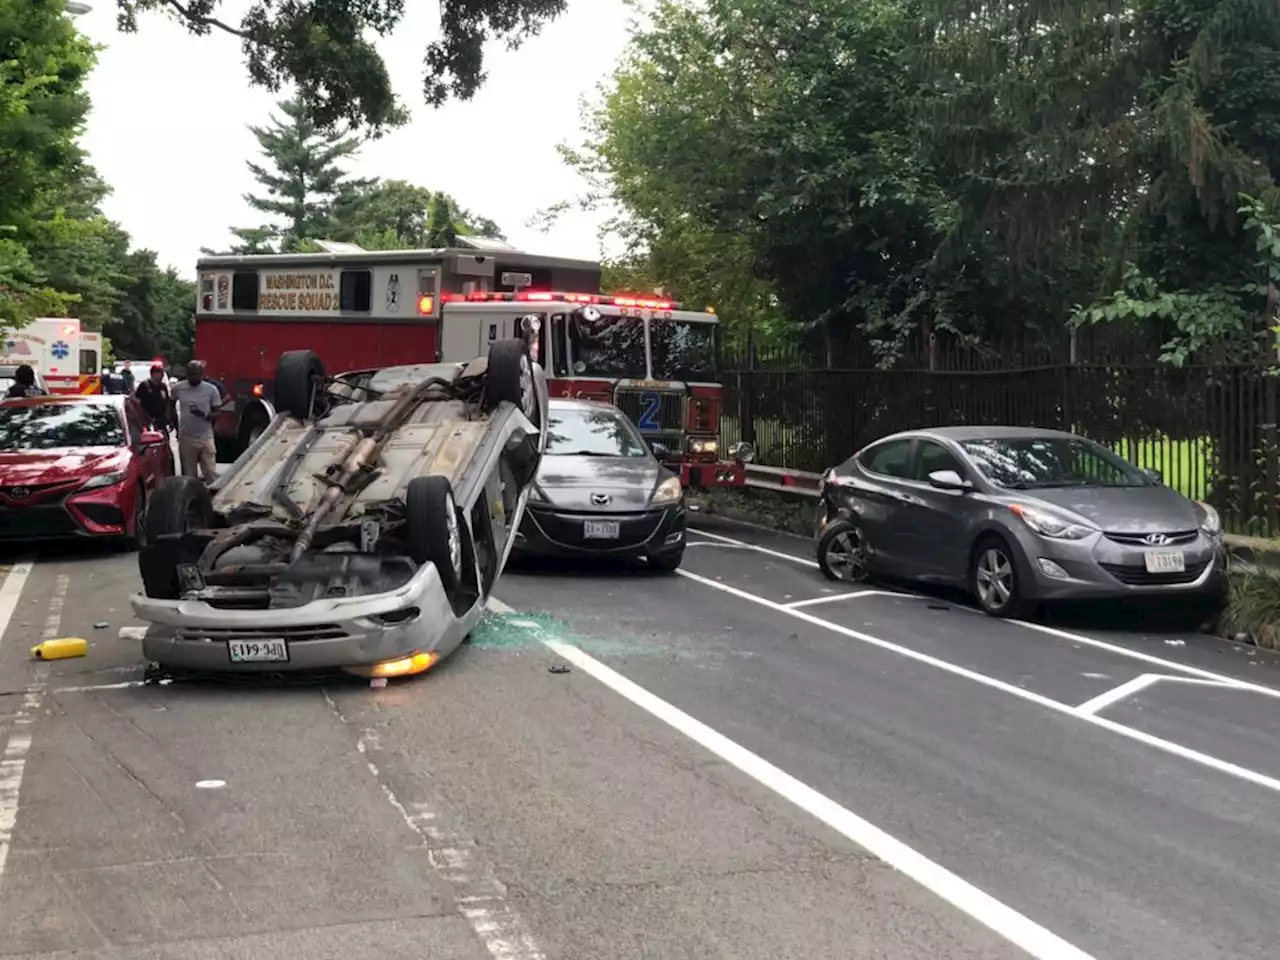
<box><xmin>651</xmin><ymin>476</ymin><xmax>683</xmax><ymax>505</ymax></box>
<box><xmin>1195</xmin><ymin>500</ymin><xmax>1221</xmax><ymax>535</ymax></box>
<box><xmin>80</xmin><ymin>471</ymin><xmax>127</xmax><ymax>490</ymax></box>
<box><xmin>688</xmin><ymin>437</ymin><xmax>718</xmax><ymax>455</ymax></box>
<box><xmin>1008</xmin><ymin>503</ymin><xmax>1094</xmax><ymax>540</ymax></box>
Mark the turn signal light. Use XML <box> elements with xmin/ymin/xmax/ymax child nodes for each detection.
<box><xmin>344</xmin><ymin>651</ymin><xmax>440</xmax><ymax>679</ymax></box>
<box><xmin>417</xmin><ymin>295</ymin><xmax>434</xmax><ymax>314</ymax></box>
<box><xmin>251</xmin><ymin>383</ymin><xmax>264</xmax><ymax>397</ymax></box>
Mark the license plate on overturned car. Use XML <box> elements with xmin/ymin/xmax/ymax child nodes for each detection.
<box><xmin>228</xmin><ymin>639</ymin><xmax>289</xmax><ymax>662</ymax></box>
<box><xmin>584</xmin><ymin>520</ymin><xmax>620</xmax><ymax>539</ymax></box>
<box><xmin>1143</xmin><ymin>550</ymin><xmax>1185</xmax><ymax>574</ymax></box>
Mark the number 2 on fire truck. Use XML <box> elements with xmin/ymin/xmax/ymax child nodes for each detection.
<box><xmin>637</xmin><ymin>392</ymin><xmax>661</xmax><ymax>430</ymax></box>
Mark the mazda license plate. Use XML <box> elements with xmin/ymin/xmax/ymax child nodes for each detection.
<box><xmin>227</xmin><ymin>639</ymin><xmax>289</xmax><ymax>662</ymax></box>
<box><xmin>584</xmin><ymin>520</ymin><xmax>620</xmax><ymax>539</ymax></box>
<box><xmin>1143</xmin><ymin>550</ymin><xmax>1185</xmax><ymax>574</ymax></box>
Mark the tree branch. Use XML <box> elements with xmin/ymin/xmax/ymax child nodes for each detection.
<box><xmin>161</xmin><ymin>0</ymin><xmax>251</xmax><ymax>41</ymax></box>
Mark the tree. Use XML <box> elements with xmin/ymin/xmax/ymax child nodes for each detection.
<box><xmin>114</xmin><ymin>0</ymin><xmax>569</xmax><ymax>133</ymax></box>
<box><xmin>335</xmin><ymin>180</ymin><xmax>504</xmax><ymax>250</ymax></box>
<box><xmin>105</xmin><ymin>250</ymin><xmax>196</xmax><ymax>364</ymax></box>
<box><xmin>229</xmin><ymin>98</ymin><xmax>376</xmax><ymax>253</ymax></box>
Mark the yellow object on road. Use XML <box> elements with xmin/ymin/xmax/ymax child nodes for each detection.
<box><xmin>31</xmin><ymin>637</ymin><xmax>88</xmax><ymax>660</ymax></box>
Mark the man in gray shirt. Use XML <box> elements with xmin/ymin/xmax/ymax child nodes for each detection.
<box><xmin>169</xmin><ymin>360</ymin><xmax>226</xmax><ymax>483</ymax></box>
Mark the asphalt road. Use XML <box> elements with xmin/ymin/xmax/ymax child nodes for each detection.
<box><xmin>2</xmin><ymin>508</ymin><xmax>1279</xmax><ymax>960</ymax></box>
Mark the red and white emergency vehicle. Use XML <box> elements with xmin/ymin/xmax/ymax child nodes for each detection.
<box><xmin>0</xmin><ymin>318</ymin><xmax>103</xmax><ymax>394</ymax></box>
<box><xmin>194</xmin><ymin>241</ymin><xmax>752</xmax><ymax>485</ymax></box>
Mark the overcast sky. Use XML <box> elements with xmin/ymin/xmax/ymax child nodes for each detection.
<box><xmin>75</xmin><ymin>0</ymin><xmax>634</xmax><ymax>277</ymax></box>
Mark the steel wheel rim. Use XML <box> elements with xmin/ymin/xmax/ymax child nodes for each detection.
<box><xmin>976</xmin><ymin>547</ymin><xmax>1013</xmax><ymax>609</ymax></box>
<box><xmin>518</xmin><ymin>355</ymin><xmax>534</xmax><ymax>417</ymax></box>
<box><xmin>445</xmin><ymin>493</ymin><xmax>462</xmax><ymax>577</ymax></box>
<box><xmin>825</xmin><ymin>530</ymin><xmax>866</xmax><ymax>581</ymax></box>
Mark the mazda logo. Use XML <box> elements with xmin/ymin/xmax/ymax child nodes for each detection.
<box><xmin>590</xmin><ymin>492</ymin><xmax>611</xmax><ymax>506</ymax></box>
<box><xmin>8</xmin><ymin>487</ymin><xmax>30</xmax><ymax>500</ymax></box>
<box><xmin>1142</xmin><ymin>532</ymin><xmax>1170</xmax><ymax>545</ymax></box>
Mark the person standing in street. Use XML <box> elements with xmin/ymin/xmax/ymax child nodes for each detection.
<box><xmin>5</xmin><ymin>365</ymin><xmax>48</xmax><ymax>399</ymax></box>
<box><xmin>134</xmin><ymin>363</ymin><xmax>171</xmax><ymax>433</ymax></box>
<box><xmin>169</xmin><ymin>360</ymin><xmax>225</xmax><ymax>483</ymax></box>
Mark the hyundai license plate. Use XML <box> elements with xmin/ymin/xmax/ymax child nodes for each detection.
<box><xmin>228</xmin><ymin>639</ymin><xmax>289</xmax><ymax>662</ymax></box>
<box><xmin>1143</xmin><ymin>550</ymin><xmax>1185</xmax><ymax>574</ymax></box>
<box><xmin>584</xmin><ymin>520</ymin><xmax>620</xmax><ymax>539</ymax></box>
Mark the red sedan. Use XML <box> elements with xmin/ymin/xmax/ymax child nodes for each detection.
<box><xmin>0</xmin><ymin>394</ymin><xmax>174</xmax><ymax>548</ymax></box>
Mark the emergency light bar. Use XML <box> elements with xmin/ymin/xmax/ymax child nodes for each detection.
<box><xmin>440</xmin><ymin>290</ymin><xmax>681</xmax><ymax>311</ymax></box>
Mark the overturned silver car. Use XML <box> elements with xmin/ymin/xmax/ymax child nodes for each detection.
<box><xmin>129</xmin><ymin>335</ymin><xmax>547</xmax><ymax>680</ymax></box>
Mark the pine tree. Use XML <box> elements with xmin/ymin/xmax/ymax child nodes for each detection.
<box><xmin>230</xmin><ymin>98</ymin><xmax>376</xmax><ymax>253</ymax></box>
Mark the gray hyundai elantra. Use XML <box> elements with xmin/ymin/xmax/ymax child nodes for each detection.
<box><xmin>815</xmin><ymin>426</ymin><xmax>1229</xmax><ymax>622</ymax></box>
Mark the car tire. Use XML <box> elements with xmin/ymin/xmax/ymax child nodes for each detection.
<box><xmin>816</xmin><ymin>519</ymin><xmax>870</xmax><ymax>582</ymax></box>
<box><xmin>970</xmin><ymin>535</ymin><xmax>1034</xmax><ymax>619</ymax></box>
<box><xmin>138</xmin><ymin>476</ymin><xmax>214</xmax><ymax>599</ymax></box>
<box><xmin>485</xmin><ymin>338</ymin><xmax>540</xmax><ymax>429</ymax></box>
<box><xmin>274</xmin><ymin>350</ymin><xmax>325</xmax><ymax>421</ymax></box>
<box><xmin>649</xmin><ymin>546</ymin><xmax>684</xmax><ymax>572</ymax></box>
<box><xmin>406</xmin><ymin>475</ymin><xmax>464</xmax><ymax>597</ymax></box>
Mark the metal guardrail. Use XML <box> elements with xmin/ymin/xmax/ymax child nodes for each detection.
<box><xmin>742</xmin><ymin>463</ymin><xmax>823</xmax><ymax>498</ymax></box>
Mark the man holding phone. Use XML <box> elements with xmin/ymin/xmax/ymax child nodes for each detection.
<box><xmin>169</xmin><ymin>359</ymin><xmax>226</xmax><ymax>484</ymax></box>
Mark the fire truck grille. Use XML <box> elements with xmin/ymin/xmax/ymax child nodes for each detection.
<box><xmin>614</xmin><ymin>388</ymin><xmax>686</xmax><ymax>433</ymax></box>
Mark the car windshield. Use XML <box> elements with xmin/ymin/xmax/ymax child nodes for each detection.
<box><xmin>545</xmin><ymin>407</ymin><xmax>649</xmax><ymax>458</ymax></box>
<box><xmin>649</xmin><ymin>320</ymin><xmax>716</xmax><ymax>381</ymax></box>
<box><xmin>567</xmin><ymin>314</ymin><xmax>647</xmax><ymax>378</ymax></box>
<box><xmin>959</xmin><ymin>435</ymin><xmax>1148</xmax><ymax>489</ymax></box>
<box><xmin>0</xmin><ymin>402</ymin><xmax>125</xmax><ymax>451</ymax></box>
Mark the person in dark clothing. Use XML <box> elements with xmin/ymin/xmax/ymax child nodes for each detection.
<box><xmin>5</xmin><ymin>365</ymin><xmax>47</xmax><ymax>399</ymax></box>
<box><xmin>134</xmin><ymin>363</ymin><xmax>171</xmax><ymax>432</ymax></box>
<box><xmin>119</xmin><ymin>365</ymin><xmax>136</xmax><ymax>394</ymax></box>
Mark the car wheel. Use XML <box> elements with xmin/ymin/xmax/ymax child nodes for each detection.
<box><xmin>971</xmin><ymin>536</ymin><xmax>1033</xmax><ymax>619</ymax></box>
<box><xmin>816</xmin><ymin>520</ymin><xmax>870</xmax><ymax>582</ymax></box>
<box><xmin>138</xmin><ymin>476</ymin><xmax>214</xmax><ymax>598</ymax></box>
<box><xmin>274</xmin><ymin>350</ymin><xmax>326</xmax><ymax>421</ymax></box>
<box><xmin>406</xmin><ymin>475</ymin><xmax>463</xmax><ymax>596</ymax></box>
<box><xmin>649</xmin><ymin>545</ymin><xmax>684</xmax><ymax>572</ymax></box>
<box><xmin>485</xmin><ymin>338</ymin><xmax>540</xmax><ymax>429</ymax></box>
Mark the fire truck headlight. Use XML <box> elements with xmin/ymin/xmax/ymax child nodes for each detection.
<box><xmin>650</xmin><ymin>476</ymin><xmax>683</xmax><ymax>506</ymax></box>
<box><xmin>687</xmin><ymin>437</ymin><xmax>718</xmax><ymax>456</ymax></box>
<box><xmin>730</xmin><ymin>441</ymin><xmax>755</xmax><ymax>464</ymax></box>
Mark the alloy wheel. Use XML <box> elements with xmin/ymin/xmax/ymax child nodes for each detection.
<box><xmin>976</xmin><ymin>547</ymin><xmax>1014</xmax><ymax>611</ymax></box>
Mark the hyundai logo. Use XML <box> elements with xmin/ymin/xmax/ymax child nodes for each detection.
<box><xmin>590</xmin><ymin>492</ymin><xmax>611</xmax><ymax>506</ymax></box>
<box><xmin>1142</xmin><ymin>532</ymin><xmax>1170</xmax><ymax>545</ymax></box>
<box><xmin>8</xmin><ymin>487</ymin><xmax>30</xmax><ymax>500</ymax></box>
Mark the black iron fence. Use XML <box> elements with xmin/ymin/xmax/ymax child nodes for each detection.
<box><xmin>719</xmin><ymin>360</ymin><xmax>1280</xmax><ymax>538</ymax></box>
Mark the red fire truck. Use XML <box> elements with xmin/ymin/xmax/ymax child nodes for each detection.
<box><xmin>194</xmin><ymin>240</ymin><xmax>752</xmax><ymax>485</ymax></box>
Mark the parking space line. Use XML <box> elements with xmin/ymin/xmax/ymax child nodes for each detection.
<box><xmin>1073</xmin><ymin>675</ymin><xmax>1163</xmax><ymax>716</ymax></box>
<box><xmin>692</xmin><ymin>526</ymin><xmax>1280</xmax><ymax>702</ymax></box>
<box><xmin>673</xmin><ymin>567</ymin><xmax>1280</xmax><ymax>795</ymax></box>
<box><xmin>785</xmin><ymin>590</ymin><xmax>920</xmax><ymax>609</ymax></box>
<box><xmin>485</xmin><ymin>598</ymin><xmax>1097</xmax><ymax>960</ymax></box>
<box><xmin>690</xmin><ymin>527</ymin><xmax>821</xmax><ymax>568</ymax></box>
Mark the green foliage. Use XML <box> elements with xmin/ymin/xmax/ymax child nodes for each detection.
<box><xmin>552</xmin><ymin>0</ymin><xmax>1280</xmax><ymax>366</ymax></box>
<box><xmin>228</xmin><ymin>98</ymin><xmax>375</xmax><ymax>253</ymax></box>
<box><xmin>338</xmin><ymin>180</ymin><xmax>503</xmax><ymax>250</ymax></box>
<box><xmin>114</xmin><ymin>0</ymin><xmax>568</xmax><ymax>133</ymax></box>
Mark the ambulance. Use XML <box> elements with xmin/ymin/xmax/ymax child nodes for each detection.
<box><xmin>0</xmin><ymin>318</ymin><xmax>103</xmax><ymax>394</ymax></box>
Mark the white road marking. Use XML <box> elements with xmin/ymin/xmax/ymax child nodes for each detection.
<box><xmin>690</xmin><ymin>528</ymin><xmax>821</xmax><ymax>567</ymax></box>
<box><xmin>1072</xmin><ymin>675</ymin><xmax>1163</xmax><ymax>716</ymax></box>
<box><xmin>1074</xmin><ymin>674</ymin><xmax>1244</xmax><ymax>716</ymax></box>
<box><xmin>195</xmin><ymin>779</ymin><xmax>226</xmax><ymax>789</ymax></box>
<box><xmin>785</xmin><ymin>589</ymin><xmax>919</xmax><ymax>609</ymax></box>
<box><xmin>325</xmin><ymin>688</ymin><xmax>546</xmax><ymax>960</ymax></box>
<box><xmin>0</xmin><ymin>563</ymin><xmax>60</xmax><ymax>895</ymax></box>
<box><xmin>673</xmin><ymin>568</ymin><xmax>1280</xmax><ymax>794</ymax></box>
<box><xmin>485</xmin><ymin>598</ymin><xmax>1097</xmax><ymax>960</ymax></box>
<box><xmin>694</xmin><ymin>526</ymin><xmax>1280</xmax><ymax>701</ymax></box>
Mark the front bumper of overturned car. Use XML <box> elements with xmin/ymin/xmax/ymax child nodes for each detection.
<box><xmin>127</xmin><ymin>562</ymin><xmax>482</xmax><ymax>673</ymax></box>
<box><xmin>513</xmin><ymin>501</ymin><xmax>686</xmax><ymax>560</ymax></box>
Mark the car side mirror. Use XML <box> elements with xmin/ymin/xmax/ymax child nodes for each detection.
<box><xmin>650</xmin><ymin>442</ymin><xmax>671</xmax><ymax>459</ymax></box>
<box><xmin>139</xmin><ymin>429</ymin><xmax>166</xmax><ymax>447</ymax></box>
<box><xmin>1141</xmin><ymin>467</ymin><xmax>1162</xmax><ymax>484</ymax></box>
<box><xmin>928</xmin><ymin>469</ymin><xmax>971</xmax><ymax>491</ymax></box>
